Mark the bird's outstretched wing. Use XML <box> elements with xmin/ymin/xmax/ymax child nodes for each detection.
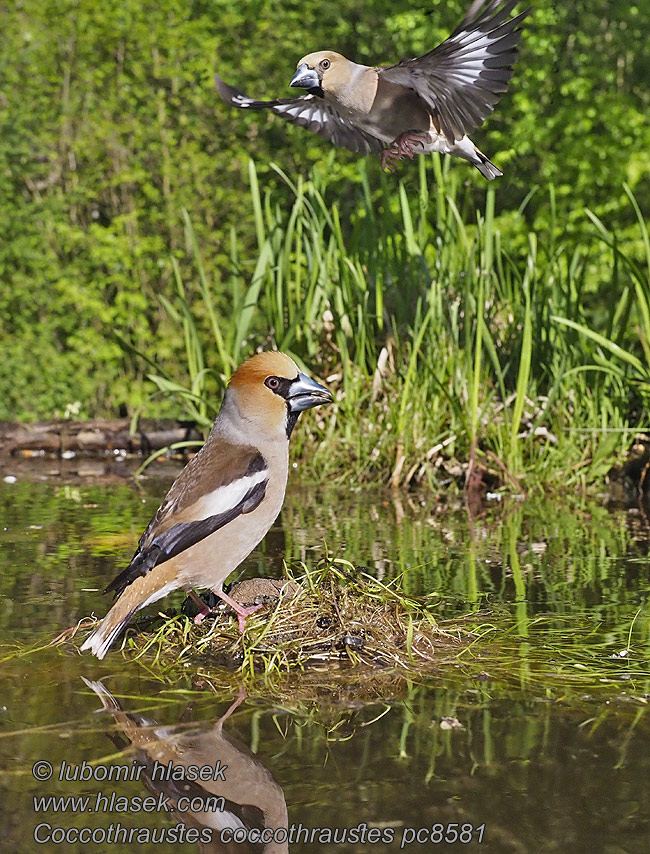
<box><xmin>215</xmin><ymin>73</ymin><xmax>384</xmax><ymax>155</ymax></box>
<box><xmin>379</xmin><ymin>0</ymin><xmax>529</xmax><ymax>143</ymax></box>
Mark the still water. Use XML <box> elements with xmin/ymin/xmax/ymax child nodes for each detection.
<box><xmin>0</xmin><ymin>463</ymin><xmax>648</xmax><ymax>852</ymax></box>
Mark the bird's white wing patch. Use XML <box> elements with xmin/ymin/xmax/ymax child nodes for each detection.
<box><xmin>231</xmin><ymin>94</ymin><xmax>257</xmax><ymax>108</ymax></box>
<box><xmin>190</xmin><ymin>469</ymin><xmax>269</xmax><ymax>521</ymax></box>
<box><xmin>140</xmin><ymin>581</ymin><xmax>178</xmax><ymax>610</ymax></box>
<box><xmin>269</xmin><ymin>99</ymin><xmax>384</xmax><ymax>154</ymax></box>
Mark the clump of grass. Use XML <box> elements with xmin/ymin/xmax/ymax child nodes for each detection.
<box><xmin>119</xmin><ymin>156</ymin><xmax>650</xmax><ymax>492</ymax></box>
<box><xmin>111</xmin><ymin>558</ymin><xmax>464</xmax><ymax>674</ymax></box>
<box><xmin>72</xmin><ymin>595</ymin><xmax>650</xmax><ymax>711</ymax></box>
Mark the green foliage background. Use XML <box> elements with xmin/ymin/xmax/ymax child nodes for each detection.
<box><xmin>1</xmin><ymin>0</ymin><xmax>649</xmax><ymax>424</ymax></box>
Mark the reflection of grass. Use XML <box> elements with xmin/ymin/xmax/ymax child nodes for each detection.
<box><xmin>457</xmin><ymin>610</ymin><xmax>650</xmax><ymax>705</ymax></box>
<box><xmin>2</xmin><ymin>485</ymin><xmax>647</xmax><ymax>713</ymax></box>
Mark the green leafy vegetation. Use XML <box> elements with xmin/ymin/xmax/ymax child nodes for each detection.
<box><xmin>2</xmin><ymin>1</ymin><xmax>650</xmax><ymax>488</ymax></box>
<box><xmin>137</xmin><ymin>161</ymin><xmax>648</xmax><ymax>488</ymax></box>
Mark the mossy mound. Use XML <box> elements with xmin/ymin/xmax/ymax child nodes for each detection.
<box><xmin>87</xmin><ymin>559</ymin><xmax>467</xmax><ymax>675</ymax></box>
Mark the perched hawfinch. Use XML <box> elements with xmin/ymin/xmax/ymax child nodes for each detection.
<box><xmin>215</xmin><ymin>0</ymin><xmax>528</xmax><ymax>177</ymax></box>
<box><xmin>81</xmin><ymin>351</ymin><xmax>332</xmax><ymax>659</ymax></box>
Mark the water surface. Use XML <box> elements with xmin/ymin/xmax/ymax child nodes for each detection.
<box><xmin>0</xmin><ymin>466</ymin><xmax>648</xmax><ymax>852</ymax></box>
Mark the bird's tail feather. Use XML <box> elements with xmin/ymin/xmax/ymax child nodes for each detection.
<box><xmin>81</xmin><ymin>559</ymin><xmax>178</xmax><ymax>660</ymax></box>
<box><xmin>81</xmin><ymin>561</ymin><xmax>180</xmax><ymax>658</ymax></box>
<box><xmin>80</xmin><ymin>604</ymin><xmax>138</xmax><ymax>660</ymax></box>
<box><xmin>473</xmin><ymin>147</ymin><xmax>503</xmax><ymax>180</ymax></box>
<box><xmin>80</xmin><ymin>676</ymin><xmax>121</xmax><ymax>710</ymax></box>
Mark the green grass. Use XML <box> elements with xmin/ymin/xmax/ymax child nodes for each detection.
<box><xmin>76</xmin><ymin>557</ymin><xmax>457</xmax><ymax>679</ymax></box>
<box><xmin>62</xmin><ymin>553</ymin><xmax>650</xmax><ymax>704</ymax></box>
<box><xmin>124</xmin><ymin>155</ymin><xmax>650</xmax><ymax>491</ymax></box>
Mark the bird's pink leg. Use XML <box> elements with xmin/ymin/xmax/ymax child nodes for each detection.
<box><xmin>216</xmin><ymin>589</ymin><xmax>264</xmax><ymax>633</ymax></box>
<box><xmin>217</xmin><ymin>687</ymin><xmax>248</xmax><ymax>727</ymax></box>
<box><xmin>381</xmin><ymin>132</ymin><xmax>428</xmax><ymax>172</ymax></box>
<box><xmin>187</xmin><ymin>589</ymin><xmax>212</xmax><ymax>625</ymax></box>
<box><xmin>188</xmin><ymin>588</ymin><xmax>264</xmax><ymax>631</ymax></box>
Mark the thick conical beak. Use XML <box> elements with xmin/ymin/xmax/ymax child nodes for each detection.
<box><xmin>287</xmin><ymin>372</ymin><xmax>333</xmax><ymax>412</ymax></box>
<box><xmin>290</xmin><ymin>64</ymin><xmax>320</xmax><ymax>90</ymax></box>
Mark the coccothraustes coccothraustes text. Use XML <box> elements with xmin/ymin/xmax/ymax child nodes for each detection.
<box><xmin>81</xmin><ymin>351</ymin><xmax>332</xmax><ymax>659</ymax></box>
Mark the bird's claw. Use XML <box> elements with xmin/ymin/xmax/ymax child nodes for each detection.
<box><xmin>188</xmin><ymin>588</ymin><xmax>213</xmax><ymax>624</ymax></box>
<box><xmin>381</xmin><ymin>147</ymin><xmax>399</xmax><ymax>173</ymax></box>
<box><xmin>236</xmin><ymin>603</ymin><xmax>264</xmax><ymax>633</ymax></box>
<box><xmin>381</xmin><ymin>133</ymin><xmax>427</xmax><ymax>172</ymax></box>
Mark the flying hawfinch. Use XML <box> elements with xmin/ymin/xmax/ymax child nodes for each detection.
<box><xmin>215</xmin><ymin>0</ymin><xmax>528</xmax><ymax>177</ymax></box>
<box><xmin>81</xmin><ymin>351</ymin><xmax>332</xmax><ymax>659</ymax></box>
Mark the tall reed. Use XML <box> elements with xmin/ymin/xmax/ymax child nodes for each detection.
<box><xmin>132</xmin><ymin>157</ymin><xmax>649</xmax><ymax>491</ymax></box>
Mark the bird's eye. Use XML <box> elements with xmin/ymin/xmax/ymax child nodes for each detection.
<box><xmin>320</xmin><ymin>58</ymin><xmax>330</xmax><ymax>70</ymax></box>
<box><xmin>265</xmin><ymin>376</ymin><xmax>281</xmax><ymax>391</ymax></box>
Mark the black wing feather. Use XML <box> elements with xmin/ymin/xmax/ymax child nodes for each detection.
<box><xmin>104</xmin><ymin>479</ymin><xmax>267</xmax><ymax>598</ymax></box>
<box><xmin>215</xmin><ymin>73</ymin><xmax>384</xmax><ymax>155</ymax></box>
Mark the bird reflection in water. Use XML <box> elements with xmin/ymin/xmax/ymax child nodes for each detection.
<box><xmin>83</xmin><ymin>679</ymin><xmax>288</xmax><ymax>854</ymax></box>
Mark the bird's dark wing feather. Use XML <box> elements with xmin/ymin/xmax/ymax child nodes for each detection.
<box><xmin>215</xmin><ymin>73</ymin><xmax>384</xmax><ymax>155</ymax></box>
<box><xmin>104</xmin><ymin>479</ymin><xmax>267</xmax><ymax>598</ymax></box>
<box><xmin>135</xmin><ymin>444</ymin><xmax>266</xmax><ymax>552</ymax></box>
<box><xmin>379</xmin><ymin>0</ymin><xmax>529</xmax><ymax>142</ymax></box>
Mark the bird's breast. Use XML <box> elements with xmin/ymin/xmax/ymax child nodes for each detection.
<box><xmin>328</xmin><ymin>77</ymin><xmax>432</xmax><ymax>143</ymax></box>
<box><xmin>172</xmin><ymin>467</ymin><xmax>288</xmax><ymax>591</ymax></box>
<box><xmin>366</xmin><ymin>80</ymin><xmax>432</xmax><ymax>141</ymax></box>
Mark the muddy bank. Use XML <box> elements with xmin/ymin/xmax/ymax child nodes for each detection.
<box><xmin>2</xmin><ymin>418</ymin><xmax>650</xmax><ymax>501</ymax></box>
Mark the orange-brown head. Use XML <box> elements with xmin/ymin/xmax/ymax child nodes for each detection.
<box><xmin>225</xmin><ymin>351</ymin><xmax>332</xmax><ymax>440</ymax></box>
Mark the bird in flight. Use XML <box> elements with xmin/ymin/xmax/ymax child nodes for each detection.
<box><xmin>215</xmin><ymin>0</ymin><xmax>529</xmax><ymax>178</ymax></box>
